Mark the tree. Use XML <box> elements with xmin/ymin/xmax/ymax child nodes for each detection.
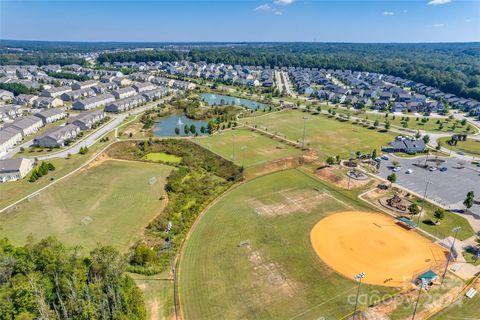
<box><xmin>190</xmin><ymin>124</ymin><xmax>196</xmax><ymax>134</ymax></box>
<box><xmin>423</xmin><ymin>135</ymin><xmax>430</xmax><ymax>144</ymax></box>
<box><xmin>434</xmin><ymin>209</ymin><xmax>445</xmax><ymax>221</ymax></box>
<box><xmin>184</xmin><ymin>125</ymin><xmax>190</xmax><ymax>135</ymax></box>
<box><xmin>387</xmin><ymin>173</ymin><xmax>397</xmax><ymax>185</ymax></box>
<box><xmin>408</xmin><ymin>203</ymin><xmax>420</xmax><ymax>216</ymax></box>
<box><xmin>174</xmin><ymin>127</ymin><xmax>180</xmax><ymax>135</ymax></box>
<box><xmin>384</xmin><ymin>120</ymin><xmax>390</xmax><ymax>130</ymax></box>
<box><xmin>373</xmin><ymin>119</ymin><xmax>379</xmax><ymax>128</ymax></box>
<box><xmin>326</xmin><ymin>156</ymin><xmax>335</xmax><ymax>166</ymax></box>
<box><xmin>464</xmin><ymin>191</ymin><xmax>475</xmax><ymax>210</ymax></box>
<box><xmin>371</xmin><ymin>149</ymin><xmax>377</xmax><ymax>159</ymax></box>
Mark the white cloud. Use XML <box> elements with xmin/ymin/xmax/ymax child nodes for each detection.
<box><xmin>432</xmin><ymin>23</ymin><xmax>445</xmax><ymax>27</ymax></box>
<box><xmin>427</xmin><ymin>0</ymin><xmax>451</xmax><ymax>6</ymax></box>
<box><xmin>255</xmin><ymin>3</ymin><xmax>282</xmax><ymax>15</ymax></box>
<box><xmin>274</xmin><ymin>0</ymin><xmax>294</xmax><ymax>5</ymax></box>
<box><xmin>383</xmin><ymin>11</ymin><xmax>394</xmax><ymax>16</ymax></box>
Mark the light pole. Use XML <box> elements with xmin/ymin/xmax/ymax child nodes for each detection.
<box><xmin>352</xmin><ymin>272</ymin><xmax>365</xmax><ymax>320</ymax></box>
<box><xmin>412</xmin><ymin>279</ymin><xmax>427</xmax><ymax>320</ymax></box>
<box><xmin>302</xmin><ymin>116</ymin><xmax>308</xmax><ymax>148</ymax></box>
<box><xmin>232</xmin><ymin>133</ymin><xmax>236</xmax><ymax>161</ymax></box>
<box><xmin>441</xmin><ymin>226</ymin><xmax>461</xmax><ymax>285</ymax></box>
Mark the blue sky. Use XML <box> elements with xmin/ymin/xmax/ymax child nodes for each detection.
<box><xmin>0</xmin><ymin>0</ymin><xmax>478</xmax><ymax>42</ymax></box>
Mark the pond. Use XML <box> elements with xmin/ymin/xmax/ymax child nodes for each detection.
<box><xmin>200</xmin><ymin>93</ymin><xmax>266</xmax><ymax>110</ymax></box>
<box><xmin>153</xmin><ymin>113</ymin><xmax>209</xmax><ymax>137</ymax></box>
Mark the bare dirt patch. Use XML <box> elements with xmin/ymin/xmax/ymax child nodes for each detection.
<box><xmin>244</xmin><ymin>156</ymin><xmax>302</xmax><ymax>180</ymax></box>
<box><xmin>243</xmin><ymin>244</ymin><xmax>298</xmax><ymax>299</ymax></box>
<box><xmin>315</xmin><ymin>166</ymin><xmax>369</xmax><ymax>189</ymax></box>
<box><xmin>249</xmin><ymin>188</ymin><xmax>326</xmax><ymax>217</ymax></box>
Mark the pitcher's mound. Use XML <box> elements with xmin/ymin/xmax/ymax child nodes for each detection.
<box><xmin>310</xmin><ymin>211</ymin><xmax>448</xmax><ymax>287</ymax></box>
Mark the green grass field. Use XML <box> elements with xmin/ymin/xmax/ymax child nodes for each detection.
<box><xmin>335</xmin><ymin>109</ymin><xmax>476</xmax><ymax>134</ymax></box>
<box><xmin>130</xmin><ymin>272</ymin><xmax>175</xmax><ymax>320</ymax></box>
<box><xmin>433</xmin><ymin>287</ymin><xmax>480</xmax><ymax>319</ymax></box>
<box><xmin>179</xmin><ymin>169</ymin><xmax>398</xmax><ymax>319</ymax></box>
<box><xmin>438</xmin><ymin>137</ymin><xmax>480</xmax><ymax>156</ymax></box>
<box><xmin>144</xmin><ymin>152</ymin><xmax>182</xmax><ymax>164</ymax></box>
<box><xmin>194</xmin><ymin>128</ymin><xmax>302</xmax><ymax>167</ymax></box>
<box><xmin>240</xmin><ymin>110</ymin><xmax>396</xmax><ymax>158</ymax></box>
<box><xmin>0</xmin><ymin>160</ymin><xmax>172</xmax><ymax>252</ymax></box>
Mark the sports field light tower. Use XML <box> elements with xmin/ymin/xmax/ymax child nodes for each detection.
<box><xmin>352</xmin><ymin>272</ymin><xmax>365</xmax><ymax>320</ymax></box>
<box><xmin>441</xmin><ymin>226</ymin><xmax>461</xmax><ymax>285</ymax></box>
<box><xmin>411</xmin><ymin>278</ymin><xmax>428</xmax><ymax>320</ymax></box>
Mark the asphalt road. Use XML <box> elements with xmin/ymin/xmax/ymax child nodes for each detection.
<box><xmin>378</xmin><ymin>155</ymin><xmax>480</xmax><ymax>216</ymax></box>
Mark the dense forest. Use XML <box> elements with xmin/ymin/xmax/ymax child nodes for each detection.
<box><xmin>0</xmin><ymin>238</ymin><xmax>145</xmax><ymax>320</ymax></box>
<box><xmin>96</xmin><ymin>43</ymin><xmax>480</xmax><ymax>100</ymax></box>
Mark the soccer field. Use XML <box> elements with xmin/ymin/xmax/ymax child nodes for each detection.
<box><xmin>240</xmin><ymin>110</ymin><xmax>396</xmax><ymax>158</ymax></box>
<box><xmin>194</xmin><ymin>128</ymin><xmax>302</xmax><ymax>167</ymax></box>
<box><xmin>0</xmin><ymin>160</ymin><xmax>172</xmax><ymax>252</ymax></box>
<box><xmin>178</xmin><ymin>169</ymin><xmax>399</xmax><ymax>320</ymax></box>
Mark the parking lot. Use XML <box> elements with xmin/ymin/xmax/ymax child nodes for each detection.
<box><xmin>378</xmin><ymin>155</ymin><xmax>480</xmax><ymax>217</ymax></box>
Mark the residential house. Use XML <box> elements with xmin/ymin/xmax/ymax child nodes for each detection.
<box><xmin>141</xmin><ymin>88</ymin><xmax>167</xmax><ymax>101</ymax></box>
<box><xmin>132</xmin><ymin>82</ymin><xmax>156</xmax><ymax>93</ymax></box>
<box><xmin>105</xmin><ymin>95</ymin><xmax>146</xmax><ymax>113</ymax></box>
<box><xmin>72</xmin><ymin>93</ymin><xmax>115</xmax><ymax>110</ymax></box>
<box><xmin>69</xmin><ymin>109</ymin><xmax>106</xmax><ymax>130</ymax></box>
<box><xmin>0</xmin><ymin>105</ymin><xmax>22</xmax><ymax>122</ymax></box>
<box><xmin>60</xmin><ymin>88</ymin><xmax>96</xmax><ymax>101</ymax></box>
<box><xmin>32</xmin><ymin>97</ymin><xmax>64</xmax><ymax>109</ymax></box>
<box><xmin>112</xmin><ymin>86</ymin><xmax>137</xmax><ymax>99</ymax></box>
<box><xmin>0</xmin><ymin>127</ymin><xmax>23</xmax><ymax>156</ymax></box>
<box><xmin>33</xmin><ymin>124</ymin><xmax>80</xmax><ymax>147</ymax></box>
<box><xmin>4</xmin><ymin>115</ymin><xmax>43</xmax><ymax>137</ymax></box>
<box><xmin>0</xmin><ymin>89</ymin><xmax>14</xmax><ymax>101</ymax></box>
<box><xmin>34</xmin><ymin>108</ymin><xmax>67</xmax><ymax>125</ymax></box>
<box><xmin>0</xmin><ymin>158</ymin><xmax>34</xmax><ymax>182</ymax></box>
<box><xmin>71</xmin><ymin>80</ymin><xmax>97</xmax><ymax>90</ymax></box>
<box><xmin>14</xmin><ymin>94</ymin><xmax>38</xmax><ymax>106</ymax></box>
<box><xmin>41</xmin><ymin>86</ymin><xmax>72</xmax><ymax>98</ymax></box>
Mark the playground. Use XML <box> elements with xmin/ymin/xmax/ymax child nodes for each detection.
<box><xmin>310</xmin><ymin>211</ymin><xmax>449</xmax><ymax>287</ymax></box>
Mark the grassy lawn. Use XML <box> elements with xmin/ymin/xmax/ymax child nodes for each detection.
<box><xmin>240</xmin><ymin>110</ymin><xmax>396</xmax><ymax>159</ymax></box>
<box><xmin>0</xmin><ymin>133</ymin><xmax>114</xmax><ymax>209</ymax></box>
<box><xmin>433</xmin><ymin>285</ymin><xmax>480</xmax><ymax>319</ymax></box>
<box><xmin>0</xmin><ymin>160</ymin><xmax>172</xmax><ymax>252</ymax></box>
<box><xmin>438</xmin><ymin>137</ymin><xmax>480</xmax><ymax>156</ymax></box>
<box><xmin>179</xmin><ymin>169</ymin><xmax>398</xmax><ymax>320</ymax></box>
<box><xmin>412</xmin><ymin>199</ymin><xmax>475</xmax><ymax>241</ymax></box>
<box><xmin>130</xmin><ymin>272</ymin><xmax>175</xmax><ymax>320</ymax></box>
<box><xmin>194</xmin><ymin>128</ymin><xmax>302</xmax><ymax>167</ymax></box>
<box><xmin>144</xmin><ymin>152</ymin><xmax>182</xmax><ymax>164</ymax></box>
<box><xmin>335</xmin><ymin>109</ymin><xmax>476</xmax><ymax>134</ymax></box>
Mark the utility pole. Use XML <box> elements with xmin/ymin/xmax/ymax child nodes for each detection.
<box><xmin>352</xmin><ymin>272</ymin><xmax>365</xmax><ymax>320</ymax></box>
<box><xmin>232</xmin><ymin>133</ymin><xmax>236</xmax><ymax>161</ymax></box>
<box><xmin>441</xmin><ymin>226</ymin><xmax>461</xmax><ymax>285</ymax></box>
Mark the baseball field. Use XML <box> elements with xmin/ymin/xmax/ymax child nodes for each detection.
<box><xmin>311</xmin><ymin>211</ymin><xmax>448</xmax><ymax>287</ymax></box>
<box><xmin>178</xmin><ymin>169</ymin><xmax>407</xmax><ymax>319</ymax></box>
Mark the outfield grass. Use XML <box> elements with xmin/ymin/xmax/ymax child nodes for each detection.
<box><xmin>438</xmin><ymin>137</ymin><xmax>480</xmax><ymax>156</ymax></box>
<box><xmin>0</xmin><ymin>131</ymin><xmax>116</xmax><ymax>209</ymax></box>
<box><xmin>195</xmin><ymin>128</ymin><xmax>302</xmax><ymax>167</ymax></box>
<box><xmin>0</xmin><ymin>160</ymin><xmax>172</xmax><ymax>252</ymax></box>
<box><xmin>240</xmin><ymin>110</ymin><xmax>396</xmax><ymax>159</ymax></box>
<box><xmin>144</xmin><ymin>152</ymin><xmax>182</xmax><ymax>164</ymax></box>
<box><xmin>179</xmin><ymin>169</ymin><xmax>398</xmax><ymax>320</ymax></box>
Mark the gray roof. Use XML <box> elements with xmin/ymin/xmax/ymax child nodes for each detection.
<box><xmin>5</xmin><ymin>115</ymin><xmax>42</xmax><ymax>130</ymax></box>
<box><xmin>34</xmin><ymin>108</ymin><xmax>66</xmax><ymax>119</ymax></box>
<box><xmin>0</xmin><ymin>158</ymin><xmax>27</xmax><ymax>173</ymax></box>
<box><xmin>35</xmin><ymin>124</ymin><xmax>79</xmax><ymax>141</ymax></box>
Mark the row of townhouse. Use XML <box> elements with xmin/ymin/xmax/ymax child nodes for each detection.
<box><xmin>72</xmin><ymin>93</ymin><xmax>115</xmax><ymax>110</ymax></box>
<box><xmin>0</xmin><ymin>108</ymin><xmax>67</xmax><ymax>156</ymax></box>
<box><xmin>105</xmin><ymin>95</ymin><xmax>146</xmax><ymax>113</ymax></box>
<box><xmin>33</xmin><ymin>109</ymin><xmax>106</xmax><ymax>147</ymax></box>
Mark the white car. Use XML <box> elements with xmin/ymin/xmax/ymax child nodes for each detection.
<box><xmin>393</xmin><ymin>167</ymin><xmax>401</xmax><ymax>172</ymax></box>
<box><xmin>429</xmin><ymin>167</ymin><xmax>437</xmax><ymax>172</ymax></box>
<box><xmin>406</xmin><ymin>169</ymin><xmax>413</xmax><ymax>174</ymax></box>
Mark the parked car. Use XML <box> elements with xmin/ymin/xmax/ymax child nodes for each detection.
<box><xmin>406</xmin><ymin>169</ymin><xmax>413</xmax><ymax>174</ymax></box>
<box><xmin>393</xmin><ymin>167</ymin><xmax>401</xmax><ymax>172</ymax></box>
<box><xmin>439</xmin><ymin>167</ymin><xmax>448</xmax><ymax>172</ymax></box>
<box><xmin>381</xmin><ymin>155</ymin><xmax>389</xmax><ymax>160</ymax></box>
<box><xmin>374</xmin><ymin>157</ymin><xmax>382</xmax><ymax>162</ymax></box>
<box><xmin>429</xmin><ymin>167</ymin><xmax>438</xmax><ymax>172</ymax></box>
